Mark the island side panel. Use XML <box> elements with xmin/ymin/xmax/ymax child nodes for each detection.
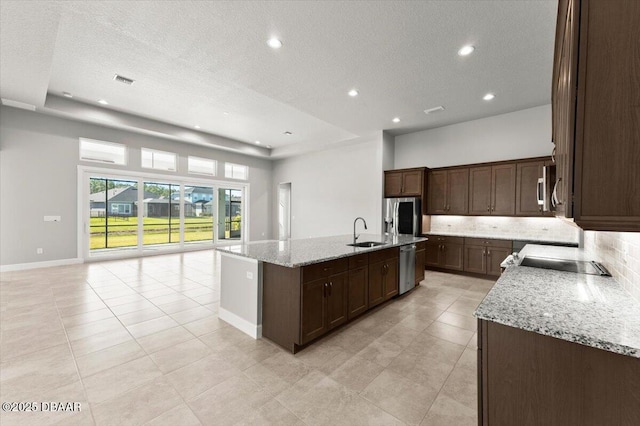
<box><xmin>262</xmin><ymin>262</ymin><xmax>301</xmax><ymax>353</ymax></box>
<box><xmin>219</xmin><ymin>253</ymin><xmax>262</xmax><ymax>338</ymax></box>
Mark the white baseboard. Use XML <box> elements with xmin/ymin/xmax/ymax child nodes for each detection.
<box><xmin>0</xmin><ymin>258</ymin><xmax>84</xmax><ymax>273</ymax></box>
<box><xmin>219</xmin><ymin>307</ymin><xmax>262</xmax><ymax>339</ymax></box>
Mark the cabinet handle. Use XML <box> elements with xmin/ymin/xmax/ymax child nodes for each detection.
<box><xmin>487</xmin><ymin>205</ymin><xmax>490</xmax><ymax>212</ymax></box>
<box><xmin>328</xmin><ymin>282</ymin><xmax>333</xmax><ymax>296</ymax></box>
<box><xmin>551</xmin><ymin>146</ymin><xmax>556</xmax><ymax>163</ymax></box>
<box><xmin>482</xmin><ymin>249</ymin><xmax>486</xmax><ymax>257</ymax></box>
<box><xmin>324</xmin><ymin>282</ymin><xmax>328</xmax><ymax>297</ymax></box>
<box><xmin>487</xmin><ymin>250</ymin><xmax>491</xmax><ymax>256</ymax></box>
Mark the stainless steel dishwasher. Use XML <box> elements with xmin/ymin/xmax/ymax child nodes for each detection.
<box><xmin>399</xmin><ymin>244</ymin><xmax>416</xmax><ymax>295</ymax></box>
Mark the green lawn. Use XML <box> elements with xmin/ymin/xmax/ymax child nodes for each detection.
<box><xmin>90</xmin><ymin>216</ymin><xmax>215</xmax><ymax>249</ymax></box>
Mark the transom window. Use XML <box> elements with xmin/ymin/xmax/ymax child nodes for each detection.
<box><xmin>80</xmin><ymin>138</ymin><xmax>127</xmax><ymax>165</ymax></box>
<box><xmin>224</xmin><ymin>162</ymin><xmax>248</xmax><ymax>180</ymax></box>
<box><xmin>188</xmin><ymin>156</ymin><xmax>216</xmax><ymax>176</ymax></box>
<box><xmin>141</xmin><ymin>148</ymin><xmax>177</xmax><ymax>171</ymax></box>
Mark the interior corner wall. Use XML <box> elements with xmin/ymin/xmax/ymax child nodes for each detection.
<box><xmin>393</xmin><ymin>104</ymin><xmax>553</xmax><ymax>168</ymax></box>
<box><xmin>0</xmin><ymin>106</ymin><xmax>272</xmax><ymax>267</ymax></box>
<box><xmin>271</xmin><ymin>134</ymin><xmax>384</xmax><ymax>239</ymax></box>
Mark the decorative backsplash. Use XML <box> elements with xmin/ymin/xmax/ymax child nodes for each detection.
<box><xmin>429</xmin><ymin>216</ymin><xmax>580</xmax><ymax>244</ymax></box>
<box><xmin>584</xmin><ymin>231</ymin><xmax>640</xmax><ymax>303</ymax></box>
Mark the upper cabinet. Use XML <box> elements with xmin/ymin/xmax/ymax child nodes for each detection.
<box><xmin>427</xmin><ymin>168</ymin><xmax>469</xmax><ymax>215</ymax></box>
<box><xmin>384</xmin><ymin>168</ymin><xmax>427</xmax><ymax>198</ymax></box>
<box><xmin>552</xmin><ymin>0</ymin><xmax>640</xmax><ymax>231</ymax></box>
<box><xmin>469</xmin><ymin>164</ymin><xmax>516</xmax><ymax>216</ymax></box>
<box><xmin>516</xmin><ymin>160</ymin><xmax>551</xmax><ymax>217</ymax></box>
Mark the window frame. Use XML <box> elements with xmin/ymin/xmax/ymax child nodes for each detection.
<box><xmin>224</xmin><ymin>162</ymin><xmax>249</xmax><ymax>180</ymax></box>
<box><xmin>141</xmin><ymin>147</ymin><xmax>177</xmax><ymax>172</ymax></box>
<box><xmin>79</xmin><ymin>138</ymin><xmax>128</xmax><ymax>166</ymax></box>
<box><xmin>187</xmin><ymin>156</ymin><xmax>217</xmax><ymax>176</ymax></box>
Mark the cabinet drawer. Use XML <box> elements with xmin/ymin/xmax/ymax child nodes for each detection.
<box><xmin>464</xmin><ymin>237</ymin><xmax>512</xmax><ymax>249</ymax></box>
<box><xmin>429</xmin><ymin>235</ymin><xmax>464</xmax><ymax>245</ymax></box>
<box><xmin>348</xmin><ymin>253</ymin><xmax>369</xmax><ymax>269</ymax></box>
<box><xmin>369</xmin><ymin>247</ymin><xmax>399</xmax><ymax>264</ymax></box>
<box><xmin>416</xmin><ymin>241</ymin><xmax>427</xmax><ymax>251</ymax></box>
<box><xmin>302</xmin><ymin>258</ymin><xmax>349</xmax><ymax>283</ymax></box>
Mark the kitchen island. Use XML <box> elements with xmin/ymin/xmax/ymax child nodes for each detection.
<box><xmin>474</xmin><ymin>244</ymin><xmax>640</xmax><ymax>425</ymax></box>
<box><xmin>215</xmin><ymin>234</ymin><xmax>426</xmax><ymax>352</ymax></box>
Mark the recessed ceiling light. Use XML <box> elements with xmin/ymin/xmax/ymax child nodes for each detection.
<box><xmin>483</xmin><ymin>93</ymin><xmax>496</xmax><ymax>101</ymax></box>
<box><xmin>424</xmin><ymin>106</ymin><xmax>445</xmax><ymax>114</ymax></box>
<box><xmin>267</xmin><ymin>38</ymin><xmax>282</xmax><ymax>49</ymax></box>
<box><xmin>348</xmin><ymin>89</ymin><xmax>359</xmax><ymax>97</ymax></box>
<box><xmin>255</xmin><ymin>140</ymin><xmax>261</xmax><ymax>144</ymax></box>
<box><xmin>98</xmin><ymin>99</ymin><xmax>108</xmax><ymax>105</ymax></box>
<box><xmin>284</xmin><ymin>131</ymin><xmax>292</xmax><ymax>135</ymax></box>
<box><xmin>62</xmin><ymin>92</ymin><xmax>73</xmax><ymax>98</ymax></box>
<box><xmin>458</xmin><ymin>45</ymin><xmax>475</xmax><ymax>56</ymax></box>
<box><xmin>392</xmin><ymin>117</ymin><xmax>401</xmax><ymax>123</ymax></box>
<box><xmin>194</xmin><ymin>125</ymin><xmax>200</xmax><ymax>129</ymax></box>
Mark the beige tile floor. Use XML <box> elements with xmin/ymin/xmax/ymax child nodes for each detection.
<box><xmin>0</xmin><ymin>251</ymin><xmax>495</xmax><ymax>426</ymax></box>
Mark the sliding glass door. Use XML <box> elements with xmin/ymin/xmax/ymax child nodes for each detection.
<box><xmin>83</xmin><ymin>169</ymin><xmax>245</xmax><ymax>259</ymax></box>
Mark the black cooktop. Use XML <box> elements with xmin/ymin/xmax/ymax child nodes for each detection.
<box><xmin>520</xmin><ymin>256</ymin><xmax>611</xmax><ymax>276</ymax></box>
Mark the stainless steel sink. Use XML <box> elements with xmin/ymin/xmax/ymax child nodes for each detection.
<box><xmin>347</xmin><ymin>241</ymin><xmax>386</xmax><ymax>248</ymax></box>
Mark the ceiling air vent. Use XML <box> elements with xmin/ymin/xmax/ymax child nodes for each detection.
<box><xmin>424</xmin><ymin>106</ymin><xmax>445</xmax><ymax>114</ymax></box>
<box><xmin>113</xmin><ymin>74</ymin><xmax>135</xmax><ymax>85</ymax></box>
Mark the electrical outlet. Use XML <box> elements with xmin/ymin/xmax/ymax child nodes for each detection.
<box><xmin>36</xmin><ymin>248</ymin><xmax>43</xmax><ymax>254</ymax></box>
<box><xmin>246</xmin><ymin>272</ymin><xmax>253</xmax><ymax>279</ymax></box>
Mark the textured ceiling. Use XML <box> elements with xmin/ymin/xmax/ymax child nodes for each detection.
<box><xmin>0</xmin><ymin>0</ymin><xmax>558</xmax><ymax>158</ymax></box>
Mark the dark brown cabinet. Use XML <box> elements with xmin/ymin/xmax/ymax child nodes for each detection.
<box><xmin>347</xmin><ymin>254</ymin><xmax>368</xmax><ymax>320</ymax></box>
<box><xmin>463</xmin><ymin>238</ymin><xmax>511</xmax><ymax>277</ymax></box>
<box><xmin>516</xmin><ymin>160</ymin><xmax>547</xmax><ymax>216</ymax></box>
<box><xmin>552</xmin><ymin>0</ymin><xmax>640</xmax><ymax>231</ymax></box>
<box><xmin>478</xmin><ymin>320</ymin><xmax>640</xmax><ymax>425</ymax></box>
<box><xmin>368</xmin><ymin>247</ymin><xmax>399</xmax><ymax>309</ymax></box>
<box><xmin>384</xmin><ymin>168</ymin><xmax>426</xmax><ymax>198</ymax></box>
<box><xmin>415</xmin><ymin>241</ymin><xmax>426</xmax><ymax>285</ymax></box>
<box><xmin>427</xmin><ymin>168</ymin><xmax>469</xmax><ymax>215</ymax></box>
<box><xmin>300</xmin><ymin>259</ymin><xmax>349</xmax><ymax>345</ymax></box>
<box><xmin>469</xmin><ymin>164</ymin><xmax>516</xmax><ymax>216</ymax></box>
<box><xmin>425</xmin><ymin>236</ymin><xmax>464</xmax><ymax>271</ymax></box>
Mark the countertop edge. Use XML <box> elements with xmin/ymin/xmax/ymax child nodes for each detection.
<box><xmin>216</xmin><ymin>236</ymin><xmax>427</xmax><ymax>268</ymax></box>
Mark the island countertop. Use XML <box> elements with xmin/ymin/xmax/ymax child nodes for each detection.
<box><xmin>474</xmin><ymin>244</ymin><xmax>640</xmax><ymax>358</ymax></box>
<box><xmin>215</xmin><ymin>234</ymin><xmax>427</xmax><ymax>267</ymax></box>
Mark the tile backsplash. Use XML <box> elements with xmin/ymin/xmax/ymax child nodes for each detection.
<box><xmin>429</xmin><ymin>216</ymin><xmax>580</xmax><ymax>244</ymax></box>
<box><xmin>584</xmin><ymin>231</ymin><xmax>640</xmax><ymax>303</ymax></box>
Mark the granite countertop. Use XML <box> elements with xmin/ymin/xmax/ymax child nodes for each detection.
<box><xmin>475</xmin><ymin>244</ymin><xmax>640</xmax><ymax>358</ymax></box>
<box><xmin>215</xmin><ymin>234</ymin><xmax>427</xmax><ymax>267</ymax></box>
<box><xmin>423</xmin><ymin>231</ymin><xmax>578</xmax><ymax>246</ymax></box>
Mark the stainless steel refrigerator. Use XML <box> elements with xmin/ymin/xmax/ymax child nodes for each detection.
<box><xmin>384</xmin><ymin>197</ymin><xmax>421</xmax><ymax>237</ymax></box>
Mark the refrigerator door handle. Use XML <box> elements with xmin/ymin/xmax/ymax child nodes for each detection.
<box><xmin>394</xmin><ymin>201</ymin><xmax>399</xmax><ymax>236</ymax></box>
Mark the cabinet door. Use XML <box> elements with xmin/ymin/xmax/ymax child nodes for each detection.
<box><xmin>415</xmin><ymin>249</ymin><xmax>425</xmax><ymax>285</ymax></box>
<box><xmin>428</xmin><ymin>171</ymin><xmax>448</xmax><ymax>214</ymax></box>
<box><xmin>491</xmin><ymin>164</ymin><xmax>516</xmax><ymax>215</ymax></box>
<box><xmin>383</xmin><ymin>257</ymin><xmax>399</xmax><ymax>300</ymax></box>
<box><xmin>469</xmin><ymin>167</ymin><xmax>492</xmax><ymax>215</ymax></box>
<box><xmin>368</xmin><ymin>261</ymin><xmax>385</xmax><ymax>308</ymax></box>
<box><xmin>300</xmin><ymin>278</ymin><xmax>327</xmax><ymax>344</ymax></box>
<box><xmin>442</xmin><ymin>243</ymin><xmax>464</xmax><ymax>271</ymax></box>
<box><xmin>425</xmin><ymin>242</ymin><xmax>441</xmax><ymax>268</ymax></box>
<box><xmin>516</xmin><ymin>161</ymin><xmax>544</xmax><ymax>216</ymax></box>
<box><xmin>486</xmin><ymin>247</ymin><xmax>510</xmax><ymax>277</ymax></box>
<box><xmin>326</xmin><ymin>272</ymin><xmax>348</xmax><ymax>330</ymax></box>
<box><xmin>348</xmin><ymin>267</ymin><xmax>368</xmax><ymax>320</ymax></box>
<box><xmin>384</xmin><ymin>171</ymin><xmax>403</xmax><ymax>197</ymax></box>
<box><xmin>448</xmin><ymin>168</ymin><xmax>469</xmax><ymax>214</ymax></box>
<box><xmin>464</xmin><ymin>245</ymin><xmax>486</xmax><ymax>274</ymax></box>
<box><xmin>402</xmin><ymin>170</ymin><xmax>423</xmax><ymax>196</ymax></box>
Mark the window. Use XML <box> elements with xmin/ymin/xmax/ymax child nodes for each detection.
<box><xmin>188</xmin><ymin>156</ymin><xmax>216</xmax><ymax>176</ymax></box>
<box><xmin>224</xmin><ymin>162</ymin><xmax>248</xmax><ymax>180</ymax></box>
<box><xmin>141</xmin><ymin>148</ymin><xmax>177</xmax><ymax>171</ymax></box>
<box><xmin>80</xmin><ymin>138</ymin><xmax>127</xmax><ymax>165</ymax></box>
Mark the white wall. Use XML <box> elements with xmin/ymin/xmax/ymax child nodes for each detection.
<box><xmin>0</xmin><ymin>106</ymin><xmax>272</xmax><ymax>266</ymax></box>
<box><xmin>394</xmin><ymin>104</ymin><xmax>553</xmax><ymax>168</ymax></box>
<box><xmin>271</xmin><ymin>134</ymin><xmax>384</xmax><ymax>239</ymax></box>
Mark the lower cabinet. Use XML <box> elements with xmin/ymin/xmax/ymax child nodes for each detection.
<box><xmin>368</xmin><ymin>247</ymin><xmax>400</xmax><ymax>309</ymax></box>
<box><xmin>425</xmin><ymin>236</ymin><xmax>464</xmax><ymax>271</ymax></box>
<box><xmin>426</xmin><ymin>235</ymin><xmax>512</xmax><ymax>278</ymax></box>
<box><xmin>415</xmin><ymin>241</ymin><xmax>426</xmax><ymax>285</ymax></box>
<box><xmin>463</xmin><ymin>238</ymin><xmax>511</xmax><ymax>277</ymax></box>
<box><xmin>478</xmin><ymin>320</ymin><xmax>640</xmax><ymax>425</ymax></box>
<box><xmin>262</xmin><ymin>246</ymin><xmax>405</xmax><ymax>353</ymax></box>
